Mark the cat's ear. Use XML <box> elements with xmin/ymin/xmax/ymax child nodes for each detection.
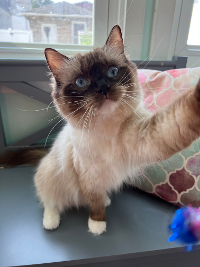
<box><xmin>105</xmin><ymin>25</ymin><xmax>124</xmax><ymax>51</ymax></box>
<box><xmin>45</xmin><ymin>48</ymin><xmax>69</xmax><ymax>75</ymax></box>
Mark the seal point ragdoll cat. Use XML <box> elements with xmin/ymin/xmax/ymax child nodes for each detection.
<box><xmin>2</xmin><ymin>25</ymin><xmax>200</xmax><ymax>235</ymax></box>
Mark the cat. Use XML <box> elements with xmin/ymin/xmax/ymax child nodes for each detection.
<box><xmin>2</xmin><ymin>25</ymin><xmax>200</xmax><ymax>235</ymax></box>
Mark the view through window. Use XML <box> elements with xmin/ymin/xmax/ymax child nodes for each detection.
<box><xmin>0</xmin><ymin>0</ymin><xmax>93</xmax><ymax>45</ymax></box>
<box><xmin>187</xmin><ymin>0</ymin><xmax>200</xmax><ymax>45</ymax></box>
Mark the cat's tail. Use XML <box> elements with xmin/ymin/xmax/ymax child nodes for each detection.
<box><xmin>0</xmin><ymin>148</ymin><xmax>48</xmax><ymax>168</ymax></box>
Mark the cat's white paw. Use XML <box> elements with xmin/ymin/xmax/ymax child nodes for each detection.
<box><xmin>105</xmin><ymin>195</ymin><xmax>111</xmax><ymax>207</ymax></box>
<box><xmin>43</xmin><ymin>208</ymin><xmax>60</xmax><ymax>230</ymax></box>
<box><xmin>88</xmin><ymin>217</ymin><xmax>106</xmax><ymax>235</ymax></box>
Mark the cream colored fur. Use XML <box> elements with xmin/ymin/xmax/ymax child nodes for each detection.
<box><xmin>34</xmin><ymin>98</ymin><xmax>146</xmax><ymax>231</ymax></box>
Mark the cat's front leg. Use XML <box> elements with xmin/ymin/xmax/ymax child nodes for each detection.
<box><xmin>43</xmin><ymin>204</ymin><xmax>60</xmax><ymax>230</ymax></box>
<box><xmin>88</xmin><ymin>195</ymin><xmax>110</xmax><ymax>233</ymax></box>
<box><xmin>87</xmin><ymin>192</ymin><xmax>106</xmax><ymax>235</ymax></box>
<box><xmin>80</xmin><ymin>181</ymin><xmax>107</xmax><ymax>235</ymax></box>
<box><xmin>126</xmin><ymin>79</ymin><xmax>200</xmax><ymax>165</ymax></box>
<box><xmin>88</xmin><ymin>195</ymin><xmax>111</xmax><ymax>235</ymax></box>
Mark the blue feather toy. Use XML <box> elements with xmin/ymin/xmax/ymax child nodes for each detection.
<box><xmin>169</xmin><ymin>206</ymin><xmax>200</xmax><ymax>251</ymax></box>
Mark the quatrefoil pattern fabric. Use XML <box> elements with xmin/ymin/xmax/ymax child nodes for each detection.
<box><xmin>135</xmin><ymin>68</ymin><xmax>200</xmax><ymax>207</ymax></box>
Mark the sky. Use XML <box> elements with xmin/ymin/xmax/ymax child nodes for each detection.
<box><xmin>53</xmin><ymin>0</ymin><xmax>93</xmax><ymax>3</ymax></box>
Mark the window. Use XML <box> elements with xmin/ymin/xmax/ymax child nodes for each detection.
<box><xmin>187</xmin><ymin>0</ymin><xmax>200</xmax><ymax>45</ymax></box>
<box><xmin>0</xmin><ymin>0</ymin><xmax>156</xmax><ymax>60</ymax></box>
<box><xmin>0</xmin><ymin>0</ymin><xmax>110</xmax><ymax>59</ymax></box>
<box><xmin>145</xmin><ymin>0</ymin><xmax>200</xmax><ymax>66</ymax></box>
<box><xmin>0</xmin><ymin>0</ymin><xmax>93</xmax><ymax>45</ymax></box>
<box><xmin>173</xmin><ymin>0</ymin><xmax>200</xmax><ymax>56</ymax></box>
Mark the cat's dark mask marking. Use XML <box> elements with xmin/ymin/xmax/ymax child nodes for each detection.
<box><xmin>44</xmin><ymin>25</ymin><xmax>139</xmax><ymax>125</ymax></box>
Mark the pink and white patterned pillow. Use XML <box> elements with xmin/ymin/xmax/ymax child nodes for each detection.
<box><xmin>135</xmin><ymin>68</ymin><xmax>200</xmax><ymax>207</ymax></box>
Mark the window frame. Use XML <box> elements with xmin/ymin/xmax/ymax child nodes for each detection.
<box><xmin>108</xmin><ymin>0</ymin><xmax>147</xmax><ymax>60</ymax></box>
<box><xmin>165</xmin><ymin>0</ymin><xmax>200</xmax><ymax>59</ymax></box>
<box><xmin>0</xmin><ymin>0</ymin><xmax>109</xmax><ymax>60</ymax></box>
<box><xmin>173</xmin><ymin>0</ymin><xmax>200</xmax><ymax>57</ymax></box>
<box><xmin>146</xmin><ymin>0</ymin><xmax>200</xmax><ymax>62</ymax></box>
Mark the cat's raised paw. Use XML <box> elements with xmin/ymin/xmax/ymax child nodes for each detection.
<box><xmin>88</xmin><ymin>217</ymin><xmax>106</xmax><ymax>235</ymax></box>
<box><xmin>43</xmin><ymin>208</ymin><xmax>60</xmax><ymax>230</ymax></box>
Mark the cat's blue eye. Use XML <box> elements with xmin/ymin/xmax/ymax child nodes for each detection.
<box><xmin>75</xmin><ymin>77</ymin><xmax>88</xmax><ymax>87</ymax></box>
<box><xmin>107</xmin><ymin>67</ymin><xmax>118</xmax><ymax>78</ymax></box>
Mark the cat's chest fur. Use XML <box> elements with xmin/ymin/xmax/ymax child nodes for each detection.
<box><xmin>69</xmin><ymin>116</ymin><xmax>137</xmax><ymax>191</ymax></box>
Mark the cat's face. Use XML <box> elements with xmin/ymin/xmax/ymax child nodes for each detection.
<box><xmin>45</xmin><ymin>25</ymin><xmax>142</xmax><ymax>127</ymax></box>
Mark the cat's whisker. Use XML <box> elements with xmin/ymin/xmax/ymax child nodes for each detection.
<box><xmin>119</xmin><ymin>99</ymin><xmax>129</xmax><ymax>114</ymax></box>
<box><xmin>55</xmin><ymin>95</ymin><xmax>84</xmax><ymax>98</ymax></box>
<box><xmin>122</xmin><ymin>84</ymin><xmax>136</xmax><ymax>90</ymax></box>
<box><xmin>116</xmin><ymin>69</ymin><xmax>129</xmax><ymax>86</ymax></box>
<box><xmin>45</xmin><ymin>101</ymin><xmax>91</xmax><ymax>148</ymax></box>
<box><xmin>66</xmin><ymin>106</ymin><xmax>91</xmax><ymax>182</ymax></box>
<box><xmin>119</xmin><ymin>37</ymin><xmax>165</xmax><ymax>86</ymax></box>
<box><xmin>117</xmin><ymin>67</ymin><xmax>138</xmax><ymax>86</ymax></box>
<box><xmin>63</xmin><ymin>106</ymin><xmax>91</xmax><ymax>182</ymax></box>
<box><xmin>44</xmin><ymin>117</ymin><xmax>65</xmax><ymax>147</ymax></box>
<box><xmin>124</xmin><ymin>91</ymin><xmax>138</xmax><ymax>94</ymax></box>
<box><xmin>47</xmin><ymin>97</ymin><xmax>85</xmax><ymax>111</ymax></box>
<box><xmin>17</xmin><ymin>97</ymin><xmax>86</xmax><ymax>113</ymax></box>
<box><xmin>17</xmin><ymin>107</ymin><xmax>54</xmax><ymax>112</ymax></box>
<box><xmin>87</xmin><ymin>106</ymin><xmax>100</xmax><ymax>173</ymax></box>
<box><xmin>48</xmin><ymin>115</ymin><xmax>61</xmax><ymax>122</ymax></box>
<box><xmin>121</xmin><ymin>85</ymin><xmax>136</xmax><ymax>90</ymax></box>
<box><xmin>121</xmin><ymin>99</ymin><xmax>143</xmax><ymax>120</ymax></box>
<box><xmin>118</xmin><ymin>82</ymin><xmax>136</xmax><ymax>88</ymax></box>
<box><xmin>125</xmin><ymin>89</ymin><xmax>139</xmax><ymax>92</ymax></box>
<box><xmin>121</xmin><ymin>82</ymin><xmax>137</xmax><ymax>86</ymax></box>
<box><xmin>124</xmin><ymin>92</ymin><xmax>139</xmax><ymax>96</ymax></box>
<box><xmin>116</xmin><ymin>104</ymin><xmax>125</xmax><ymax>115</ymax></box>
<box><xmin>74</xmin><ymin>106</ymin><xmax>91</xmax><ymax>130</ymax></box>
<box><xmin>123</xmin><ymin>95</ymin><xmax>141</xmax><ymax>104</ymax></box>
<box><xmin>48</xmin><ymin>96</ymin><xmax>85</xmax><ymax>108</ymax></box>
<box><xmin>124</xmin><ymin>94</ymin><xmax>140</xmax><ymax>99</ymax></box>
<box><xmin>46</xmin><ymin>100</ymin><xmax>56</xmax><ymax>112</ymax></box>
<box><xmin>141</xmin><ymin>38</ymin><xmax>165</xmax><ymax>71</ymax></box>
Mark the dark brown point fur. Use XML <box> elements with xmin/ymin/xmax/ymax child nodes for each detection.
<box><xmin>0</xmin><ymin>148</ymin><xmax>48</xmax><ymax>167</ymax></box>
<box><xmin>194</xmin><ymin>78</ymin><xmax>200</xmax><ymax>101</ymax></box>
<box><xmin>79</xmin><ymin>182</ymin><xmax>106</xmax><ymax>221</ymax></box>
